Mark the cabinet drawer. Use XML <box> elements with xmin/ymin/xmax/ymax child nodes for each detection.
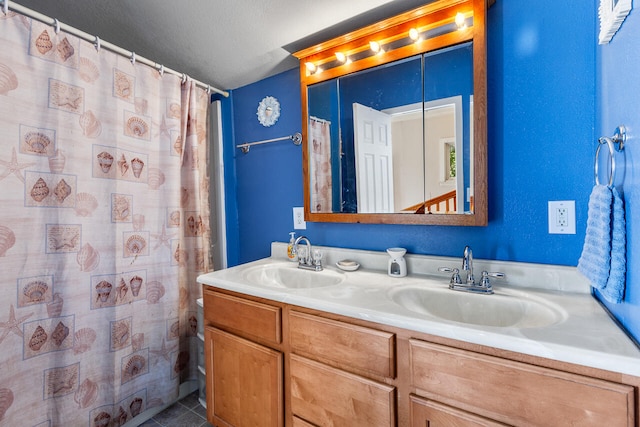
<box><xmin>410</xmin><ymin>394</ymin><xmax>508</xmax><ymax>427</ymax></box>
<box><xmin>289</xmin><ymin>310</ymin><xmax>395</xmax><ymax>378</ymax></box>
<box><xmin>290</xmin><ymin>354</ymin><xmax>396</xmax><ymax>427</ymax></box>
<box><xmin>409</xmin><ymin>339</ymin><xmax>635</xmax><ymax>426</ymax></box>
<box><xmin>203</xmin><ymin>288</ymin><xmax>281</xmax><ymax>345</ymax></box>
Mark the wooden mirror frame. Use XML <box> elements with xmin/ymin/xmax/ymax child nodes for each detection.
<box><xmin>294</xmin><ymin>0</ymin><xmax>489</xmax><ymax>226</ymax></box>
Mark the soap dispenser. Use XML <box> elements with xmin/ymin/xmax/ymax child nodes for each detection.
<box><xmin>387</xmin><ymin>247</ymin><xmax>407</xmax><ymax>277</ymax></box>
<box><xmin>287</xmin><ymin>232</ymin><xmax>297</xmax><ymax>262</ymax></box>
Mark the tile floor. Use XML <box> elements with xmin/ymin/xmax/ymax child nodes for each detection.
<box><xmin>137</xmin><ymin>391</ymin><xmax>213</xmax><ymax>427</ymax></box>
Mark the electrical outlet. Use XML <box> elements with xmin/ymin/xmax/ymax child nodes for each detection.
<box><xmin>548</xmin><ymin>201</ymin><xmax>576</xmax><ymax>234</ymax></box>
<box><xmin>293</xmin><ymin>207</ymin><xmax>306</xmax><ymax>230</ymax></box>
<box><xmin>556</xmin><ymin>208</ymin><xmax>568</xmax><ymax>227</ymax></box>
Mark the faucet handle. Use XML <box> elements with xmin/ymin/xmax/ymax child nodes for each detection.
<box><xmin>439</xmin><ymin>267</ymin><xmax>462</xmax><ymax>285</ymax></box>
<box><xmin>480</xmin><ymin>271</ymin><xmax>505</xmax><ymax>288</ymax></box>
<box><xmin>312</xmin><ymin>249</ymin><xmax>323</xmax><ymax>267</ymax></box>
<box><xmin>297</xmin><ymin>246</ymin><xmax>308</xmax><ymax>263</ymax></box>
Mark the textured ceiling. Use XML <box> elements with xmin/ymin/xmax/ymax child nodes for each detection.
<box><xmin>12</xmin><ymin>0</ymin><xmax>429</xmax><ymax>91</ymax></box>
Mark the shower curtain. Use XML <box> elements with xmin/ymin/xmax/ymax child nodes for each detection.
<box><xmin>0</xmin><ymin>12</ymin><xmax>211</xmax><ymax>426</ymax></box>
<box><xmin>309</xmin><ymin>116</ymin><xmax>332</xmax><ymax>213</ymax></box>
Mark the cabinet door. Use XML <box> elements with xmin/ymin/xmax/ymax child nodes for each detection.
<box><xmin>290</xmin><ymin>354</ymin><xmax>396</xmax><ymax>426</ymax></box>
<box><xmin>205</xmin><ymin>326</ymin><xmax>283</xmax><ymax>427</ymax></box>
<box><xmin>410</xmin><ymin>394</ymin><xmax>508</xmax><ymax>427</ymax></box>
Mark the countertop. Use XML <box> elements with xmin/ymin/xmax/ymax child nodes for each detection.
<box><xmin>198</xmin><ymin>242</ymin><xmax>640</xmax><ymax>377</ymax></box>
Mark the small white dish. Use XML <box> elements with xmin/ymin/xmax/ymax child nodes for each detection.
<box><xmin>336</xmin><ymin>260</ymin><xmax>360</xmax><ymax>271</ymax></box>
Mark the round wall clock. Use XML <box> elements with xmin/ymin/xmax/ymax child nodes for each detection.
<box><xmin>257</xmin><ymin>96</ymin><xmax>280</xmax><ymax>127</ymax></box>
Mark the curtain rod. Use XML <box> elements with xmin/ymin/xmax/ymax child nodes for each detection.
<box><xmin>1</xmin><ymin>0</ymin><xmax>229</xmax><ymax>98</ymax></box>
<box><xmin>310</xmin><ymin>116</ymin><xmax>331</xmax><ymax>125</ymax></box>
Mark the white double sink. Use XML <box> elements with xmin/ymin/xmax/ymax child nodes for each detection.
<box><xmin>241</xmin><ymin>261</ymin><xmax>565</xmax><ymax>329</ymax></box>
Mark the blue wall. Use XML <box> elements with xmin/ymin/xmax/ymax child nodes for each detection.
<box><xmin>224</xmin><ymin>70</ymin><xmax>304</xmax><ymax>264</ymax></box>
<box><xmin>596</xmin><ymin>7</ymin><xmax>640</xmax><ymax>342</ymax></box>
<box><xmin>225</xmin><ymin>0</ymin><xmax>596</xmax><ymax>264</ymax></box>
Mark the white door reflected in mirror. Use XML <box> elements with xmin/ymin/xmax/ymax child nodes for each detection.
<box><xmin>353</xmin><ymin>103</ymin><xmax>394</xmax><ymax>213</ymax></box>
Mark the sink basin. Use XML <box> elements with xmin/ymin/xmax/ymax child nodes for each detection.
<box><xmin>242</xmin><ymin>263</ymin><xmax>345</xmax><ymax>289</ymax></box>
<box><xmin>388</xmin><ymin>285</ymin><xmax>566</xmax><ymax>328</ymax></box>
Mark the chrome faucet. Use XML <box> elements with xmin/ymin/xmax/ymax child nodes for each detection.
<box><xmin>438</xmin><ymin>246</ymin><xmax>504</xmax><ymax>294</ymax></box>
<box><xmin>462</xmin><ymin>245</ymin><xmax>475</xmax><ymax>285</ymax></box>
<box><xmin>292</xmin><ymin>235</ymin><xmax>323</xmax><ymax>271</ymax></box>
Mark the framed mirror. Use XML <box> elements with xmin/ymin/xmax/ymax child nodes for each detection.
<box><xmin>294</xmin><ymin>0</ymin><xmax>488</xmax><ymax>226</ymax></box>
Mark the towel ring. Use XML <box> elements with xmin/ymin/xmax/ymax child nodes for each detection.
<box><xmin>595</xmin><ymin>125</ymin><xmax>626</xmax><ymax>187</ymax></box>
<box><xmin>595</xmin><ymin>137</ymin><xmax>615</xmax><ymax>187</ymax></box>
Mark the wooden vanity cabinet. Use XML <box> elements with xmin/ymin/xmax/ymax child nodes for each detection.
<box><xmin>202</xmin><ymin>285</ymin><xmax>639</xmax><ymax>427</ymax></box>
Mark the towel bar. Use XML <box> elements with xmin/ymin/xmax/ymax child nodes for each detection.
<box><xmin>237</xmin><ymin>132</ymin><xmax>302</xmax><ymax>154</ymax></box>
<box><xmin>595</xmin><ymin>125</ymin><xmax>626</xmax><ymax>186</ymax></box>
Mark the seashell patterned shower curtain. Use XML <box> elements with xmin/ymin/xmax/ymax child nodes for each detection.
<box><xmin>309</xmin><ymin>116</ymin><xmax>332</xmax><ymax>213</ymax></box>
<box><xmin>0</xmin><ymin>12</ymin><xmax>211</xmax><ymax>426</ymax></box>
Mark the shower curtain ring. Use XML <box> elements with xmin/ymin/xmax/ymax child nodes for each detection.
<box><xmin>53</xmin><ymin>18</ymin><xmax>60</xmax><ymax>34</ymax></box>
<box><xmin>94</xmin><ymin>36</ymin><xmax>101</xmax><ymax>52</ymax></box>
<box><xmin>181</xmin><ymin>73</ymin><xmax>187</xmax><ymax>84</ymax></box>
<box><xmin>158</xmin><ymin>64</ymin><xmax>164</xmax><ymax>77</ymax></box>
<box><xmin>130</xmin><ymin>52</ymin><xmax>136</xmax><ymax>66</ymax></box>
<box><xmin>3</xmin><ymin>0</ymin><xmax>8</xmax><ymax>16</ymax></box>
<box><xmin>207</xmin><ymin>85</ymin><xmax>211</xmax><ymax>94</ymax></box>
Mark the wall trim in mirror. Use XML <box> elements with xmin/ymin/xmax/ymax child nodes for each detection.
<box><xmin>294</xmin><ymin>0</ymin><xmax>489</xmax><ymax>226</ymax></box>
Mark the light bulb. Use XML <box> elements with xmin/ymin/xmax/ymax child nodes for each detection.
<box><xmin>335</xmin><ymin>52</ymin><xmax>346</xmax><ymax>63</ymax></box>
<box><xmin>409</xmin><ymin>28</ymin><xmax>420</xmax><ymax>41</ymax></box>
<box><xmin>305</xmin><ymin>62</ymin><xmax>317</xmax><ymax>74</ymax></box>
<box><xmin>455</xmin><ymin>13</ymin><xmax>466</xmax><ymax>30</ymax></box>
<box><xmin>369</xmin><ymin>41</ymin><xmax>381</xmax><ymax>53</ymax></box>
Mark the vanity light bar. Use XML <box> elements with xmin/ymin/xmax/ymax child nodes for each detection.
<box><xmin>298</xmin><ymin>4</ymin><xmax>475</xmax><ymax>78</ymax></box>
